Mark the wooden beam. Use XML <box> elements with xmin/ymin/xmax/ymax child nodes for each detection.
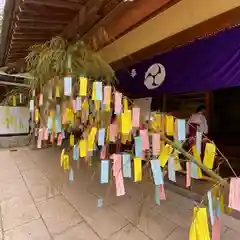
<box><xmin>0</xmin><ymin>80</ymin><xmax>30</xmax><ymax>88</ymax></box>
<box><xmin>83</xmin><ymin>0</ymin><xmax>175</xmax><ymax>49</ymax></box>
<box><xmin>14</xmin><ymin>28</ymin><xmax>59</xmax><ymax>34</ymax></box>
<box><xmin>0</xmin><ymin>0</ymin><xmax>17</xmax><ymax>65</ymax></box>
<box><xmin>18</xmin><ymin>6</ymin><xmax>74</xmax><ymax>19</ymax></box>
<box><xmin>111</xmin><ymin>6</ymin><xmax>240</xmax><ymax>70</ymax></box>
<box><xmin>16</xmin><ymin>15</ymin><xmax>69</xmax><ymax>25</ymax></box>
<box><xmin>22</xmin><ymin>0</ymin><xmax>82</xmax><ymax>10</ymax></box>
<box><xmin>15</xmin><ymin>22</ymin><xmax>64</xmax><ymax>29</ymax></box>
<box><xmin>61</xmin><ymin>0</ymin><xmax>105</xmax><ymax>40</ymax></box>
<box><xmin>13</xmin><ymin>32</ymin><xmax>54</xmax><ymax>37</ymax></box>
<box><xmin>81</xmin><ymin>0</ymin><xmax>126</xmax><ymax>40</ymax></box>
<box><xmin>12</xmin><ymin>36</ymin><xmax>49</xmax><ymax>40</ymax></box>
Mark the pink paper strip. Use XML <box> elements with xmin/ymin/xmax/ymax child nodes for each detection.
<box><xmin>229</xmin><ymin>178</ymin><xmax>240</xmax><ymax>211</ymax></box>
<box><xmin>115</xmin><ymin>171</ymin><xmax>125</xmax><ymax>196</ymax></box>
<box><xmin>159</xmin><ymin>184</ymin><xmax>166</xmax><ymax>200</ymax></box>
<box><xmin>212</xmin><ymin>216</ymin><xmax>220</xmax><ymax>240</ymax></box>
<box><xmin>114</xmin><ymin>92</ymin><xmax>122</xmax><ymax>114</ymax></box>
<box><xmin>50</xmin><ymin>134</ymin><xmax>54</xmax><ymax>144</ymax></box>
<box><xmin>140</xmin><ymin>129</ymin><xmax>149</xmax><ymax>150</ymax></box>
<box><xmin>37</xmin><ymin>128</ymin><xmax>43</xmax><ymax>149</ymax></box>
<box><xmin>132</xmin><ymin>107</ymin><xmax>140</xmax><ymax>127</ymax></box>
<box><xmin>44</xmin><ymin>128</ymin><xmax>48</xmax><ymax>140</ymax></box>
<box><xmin>152</xmin><ymin>133</ymin><xmax>160</xmax><ymax>155</ymax></box>
<box><xmin>110</xmin><ymin>123</ymin><xmax>118</xmax><ymax>142</ymax></box>
<box><xmin>39</xmin><ymin>93</ymin><xmax>43</xmax><ymax>106</ymax></box>
<box><xmin>103</xmin><ymin>86</ymin><xmax>111</xmax><ymax>104</ymax></box>
<box><xmin>57</xmin><ymin>134</ymin><xmax>62</xmax><ymax>146</ymax></box>
<box><xmin>186</xmin><ymin>162</ymin><xmax>191</xmax><ymax>187</ymax></box>
<box><xmin>100</xmin><ymin>146</ymin><xmax>106</xmax><ymax>159</ymax></box>
<box><xmin>112</xmin><ymin>154</ymin><xmax>125</xmax><ymax>196</ymax></box>
<box><xmin>112</xmin><ymin>154</ymin><xmax>121</xmax><ymax>177</ymax></box>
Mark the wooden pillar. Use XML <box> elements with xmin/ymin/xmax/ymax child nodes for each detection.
<box><xmin>205</xmin><ymin>91</ymin><xmax>214</xmax><ymax>134</ymax></box>
<box><xmin>162</xmin><ymin>94</ymin><xmax>167</xmax><ymax>112</ymax></box>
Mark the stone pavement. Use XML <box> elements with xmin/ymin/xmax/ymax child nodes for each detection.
<box><xmin>0</xmin><ymin>147</ymin><xmax>238</xmax><ymax>239</ymax></box>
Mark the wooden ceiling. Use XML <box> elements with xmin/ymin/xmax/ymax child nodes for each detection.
<box><xmin>1</xmin><ymin>0</ymin><xmax>178</xmax><ymax>65</ymax></box>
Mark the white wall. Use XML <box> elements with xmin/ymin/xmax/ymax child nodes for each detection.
<box><xmin>0</xmin><ymin>106</ymin><xmax>30</xmax><ymax>135</ymax></box>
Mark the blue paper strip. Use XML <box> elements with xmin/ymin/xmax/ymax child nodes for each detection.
<box><xmin>177</xmin><ymin>119</ymin><xmax>186</xmax><ymax>141</ymax></box>
<box><xmin>216</xmin><ymin>197</ymin><xmax>221</xmax><ymax>217</ymax></box>
<box><xmin>168</xmin><ymin>157</ymin><xmax>176</xmax><ymax>182</ymax></box>
<box><xmin>122</xmin><ymin>154</ymin><xmax>131</xmax><ymax>178</ymax></box>
<box><xmin>134</xmin><ymin>136</ymin><xmax>142</xmax><ymax>157</ymax></box>
<box><xmin>56</xmin><ymin>104</ymin><xmax>60</xmax><ymax>115</ymax></box>
<box><xmin>98</xmin><ymin>198</ymin><xmax>103</xmax><ymax>208</ymax></box>
<box><xmin>95</xmin><ymin>81</ymin><xmax>103</xmax><ymax>101</ymax></box>
<box><xmin>190</xmin><ymin>162</ymin><xmax>199</xmax><ymax>179</ymax></box>
<box><xmin>98</xmin><ymin>128</ymin><xmax>105</xmax><ymax>146</ymax></box>
<box><xmin>69</xmin><ymin>168</ymin><xmax>74</xmax><ymax>181</ymax></box>
<box><xmin>76</xmin><ymin>97</ymin><xmax>81</xmax><ymax>111</ymax></box>
<box><xmin>196</xmin><ymin>131</ymin><xmax>202</xmax><ymax>154</ymax></box>
<box><xmin>61</xmin><ymin>130</ymin><xmax>65</xmax><ymax>139</ymax></box>
<box><xmin>101</xmin><ymin>101</ymin><xmax>104</xmax><ymax>110</ymax></box>
<box><xmin>56</xmin><ymin>117</ymin><xmax>62</xmax><ymax>133</ymax></box>
<box><xmin>64</xmin><ymin>76</ymin><xmax>72</xmax><ymax>96</ymax></box>
<box><xmin>47</xmin><ymin>117</ymin><xmax>53</xmax><ymax>130</ymax></box>
<box><xmin>150</xmin><ymin>159</ymin><xmax>163</xmax><ymax>185</ymax></box>
<box><xmin>155</xmin><ymin>185</ymin><xmax>160</xmax><ymax>205</ymax></box>
<box><xmin>100</xmin><ymin>160</ymin><xmax>109</xmax><ymax>184</ymax></box>
<box><xmin>73</xmin><ymin>145</ymin><xmax>79</xmax><ymax>161</ymax></box>
<box><xmin>29</xmin><ymin>99</ymin><xmax>34</xmax><ymax>112</ymax></box>
<box><xmin>207</xmin><ymin>191</ymin><xmax>215</xmax><ymax>225</ymax></box>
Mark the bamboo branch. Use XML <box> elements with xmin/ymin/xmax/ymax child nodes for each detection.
<box><xmin>162</xmin><ymin>135</ymin><xmax>227</xmax><ymax>186</ymax></box>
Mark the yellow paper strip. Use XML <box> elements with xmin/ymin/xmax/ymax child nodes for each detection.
<box><xmin>123</xmin><ymin>98</ymin><xmax>128</xmax><ymax>112</ymax></box>
<box><xmin>159</xmin><ymin>144</ymin><xmax>173</xmax><ymax>167</ymax></box>
<box><xmin>13</xmin><ymin>96</ymin><xmax>16</xmax><ymax>106</ymax></box>
<box><xmin>134</xmin><ymin>158</ymin><xmax>142</xmax><ymax>182</ymax></box>
<box><xmin>173</xmin><ymin>152</ymin><xmax>182</xmax><ymax>171</ymax></box>
<box><xmin>203</xmin><ymin>143</ymin><xmax>216</xmax><ymax>169</ymax></box>
<box><xmin>88</xmin><ymin>127</ymin><xmax>97</xmax><ymax>151</ymax></box>
<box><xmin>95</xmin><ymin>100</ymin><xmax>100</xmax><ymax>111</ymax></box>
<box><xmin>79</xmin><ymin>140</ymin><xmax>87</xmax><ymax>157</ymax></box>
<box><xmin>56</xmin><ymin>86</ymin><xmax>60</xmax><ymax>97</ymax></box>
<box><xmin>63</xmin><ymin>155</ymin><xmax>69</xmax><ymax>171</ymax></box>
<box><xmin>220</xmin><ymin>194</ymin><xmax>225</xmax><ymax>214</ymax></box>
<box><xmin>192</xmin><ymin>145</ymin><xmax>203</xmax><ymax>178</ymax></box>
<box><xmin>67</xmin><ymin>108</ymin><xmax>74</xmax><ymax>123</ymax></box>
<box><xmin>92</xmin><ymin>82</ymin><xmax>96</xmax><ymax>100</ymax></box>
<box><xmin>52</xmin><ymin>119</ymin><xmax>56</xmax><ymax>133</ymax></box>
<box><xmin>165</xmin><ymin>115</ymin><xmax>174</xmax><ymax>136</ymax></box>
<box><xmin>60</xmin><ymin>149</ymin><xmax>65</xmax><ymax>166</ymax></box>
<box><xmin>152</xmin><ymin>113</ymin><xmax>161</xmax><ymax>131</ymax></box>
<box><xmin>189</xmin><ymin>208</ymin><xmax>210</xmax><ymax>240</ymax></box>
<box><xmin>35</xmin><ymin>109</ymin><xmax>39</xmax><ymax>122</ymax></box>
<box><xmin>70</xmin><ymin>134</ymin><xmax>74</xmax><ymax>146</ymax></box>
<box><xmin>50</xmin><ymin>111</ymin><xmax>55</xmax><ymax>118</ymax></box>
<box><xmin>80</xmin><ymin>77</ymin><xmax>88</xmax><ymax>96</ymax></box>
<box><xmin>121</xmin><ymin>110</ymin><xmax>132</xmax><ymax>134</ymax></box>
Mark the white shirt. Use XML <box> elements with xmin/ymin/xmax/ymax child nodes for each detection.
<box><xmin>187</xmin><ymin>113</ymin><xmax>208</xmax><ymax>134</ymax></box>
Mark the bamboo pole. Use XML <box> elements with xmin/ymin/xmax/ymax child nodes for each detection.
<box><xmin>162</xmin><ymin>135</ymin><xmax>227</xmax><ymax>186</ymax></box>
